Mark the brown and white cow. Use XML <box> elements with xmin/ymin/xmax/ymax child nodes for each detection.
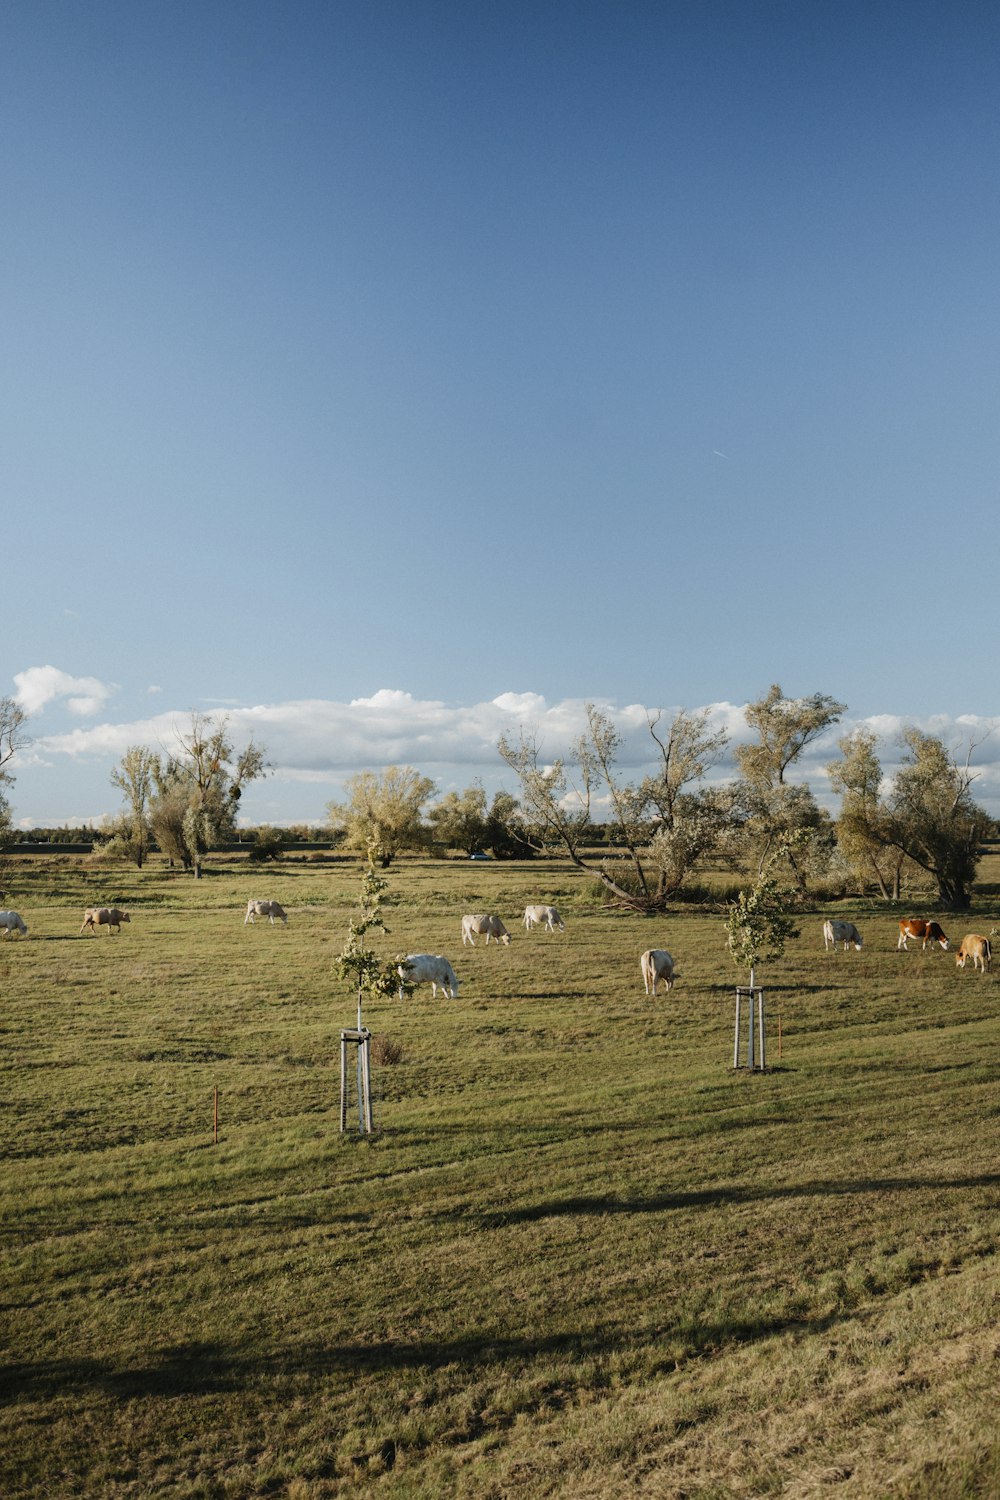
<box><xmin>80</xmin><ymin>906</ymin><xmax>130</xmax><ymax>935</ymax></box>
<box><xmin>955</xmin><ymin>934</ymin><xmax>991</xmax><ymax>973</ymax></box>
<box><xmin>897</xmin><ymin>917</ymin><xmax>950</xmax><ymax>951</ymax></box>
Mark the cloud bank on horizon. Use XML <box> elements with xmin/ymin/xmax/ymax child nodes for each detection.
<box><xmin>11</xmin><ymin>666</ymin><xmax>1000</xmax><ymax>824</ymax></box>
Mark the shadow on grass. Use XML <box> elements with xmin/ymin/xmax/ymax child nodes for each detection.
<box><xmin>469</xmin><ymin>1172</ymin><xmax>1000</xmax><ymax>1227</ymax></box>
<box><xmin>0</xmin><ymin>1310</ymin><xmax>832</xmax><ymax>1403</ymax></box>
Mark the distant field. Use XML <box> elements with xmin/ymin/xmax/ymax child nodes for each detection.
<box><xmin>1</xmin><ymin>852</ymin><xmax>999</xmax><ymax>1498</ymax></box>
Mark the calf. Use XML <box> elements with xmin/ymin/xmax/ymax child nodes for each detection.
<box><xmin>80</xmin><ymin>907</ymin><xmax>130</xmax><ymax>935</ymax></box>
<box><xmin>397</xmin><ymin>954</ymin><xmax>460</xmax><ymax>999</ymax></box>
<box><xmin>823</xmin><ymin>919</ymin><xmax>863</xmax><ymax>951</ymax></box>
<box><xmin>640</xmin><ymin>949</ymin><xmax>677</xmax><ymax>995</ymax></box>
<box><xmin>0</xmin><ymin>910</ymin><xmax>28</xmax><ymax>938</ymax></box>
<box><xmin>955</xmin><ymin>934</ymin><xmax>992</xmax><ymax>973</ymax></box>
<box><xmin>898</xmin><ymin>918</ymin><xmax>950</xmax><ymax>951</ymax></box>
<box><xmin>461</xmin><ymin>913</ymin><xmax>511</xmax><ymax>946</ymax></box>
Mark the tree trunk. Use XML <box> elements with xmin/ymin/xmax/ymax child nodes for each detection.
<box><xmin>868</xmin><ymin>854</ymin><xmax>889</xmax><ymax>901</ymax></box>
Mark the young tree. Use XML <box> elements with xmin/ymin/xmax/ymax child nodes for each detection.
<box><xmin>735</xmin><ymin>684</ymin><xmax>846</xmax><ymax>889</ymax></box>
<box><xmin>498</xmin><ymin>704</ymin><xmax>734</xmax><ymax>911</ymax></box>
<box><xmin>326</xmin><ymin>766</ymin><xmax>436</xmax><ymax>866</ymax></box>
<box><xmin>337</xmin><ymin>843</ymin><xmax>412</xmax><ymax>1023</ymax></box>
<box><xmin>148</xmin><ymin>714</ymin><xmax>267</xmax><ymax>877</ymax></box>
<box><xmin>724</xmin><ymin>857</ymin><xmax>800</xmax><ymax>990</ymax></box>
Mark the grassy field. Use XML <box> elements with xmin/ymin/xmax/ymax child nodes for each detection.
<box><xmin>1</xmin><ymin>851</ymin><xmax>999</xmax><ymax>1498</ymax></box>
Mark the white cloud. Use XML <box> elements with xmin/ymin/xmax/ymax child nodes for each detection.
<box><xmin>13</xmin><ymin>664</ymin><xmax>116</xmax><ymax>717</ymax></box>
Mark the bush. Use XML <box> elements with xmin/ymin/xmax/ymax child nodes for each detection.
<box><xmin>249</xmin><ymin>826</ymin><xmax>285</xmax><ymax>862</ymax></box>
<box><xmin>371</xmin><ymin>1035</ymin><xmax>404</xmax><ymax>1066</ymax></box>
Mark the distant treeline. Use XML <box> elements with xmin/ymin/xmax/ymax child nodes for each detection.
<box><xmin>6</xmin><ymin>820</ymin><xmax>640</xmax><ymax>853</ymax></box>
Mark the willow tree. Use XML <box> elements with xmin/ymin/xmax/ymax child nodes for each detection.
<box><xmin>498</xmin><ymin>703</ymin><xmax>732</xmax><ymax>911</ymax></box>
<box><xmin>829</xmin><ymin>727</ymin><xmax>989</xmax><ymax>910</ymax></box>
<box><xmin>149</xmin><ymin>715</ymin><xmax>267</xmax><ymax>877</ymax></box>
<box><xmin>326</xmin><ymin>766</ymin><xmax>436</xmax><ymax>867</ymax></box>
<box><xmin>426</xmin><ymin>783</ymin><xmax>488</xmax><ymax>856</ymax></box>
<box><xmin>827</xmin><ymin>729</ymin><xmax>911</xmax><ymax>899</ymax></box>
<box><xmin>101</xmin><ymin>745</ymin><xmax>156</xmax><ymax>868</ymax></box>
<box><xmin>735</xmin><ymin>684</ymin><xmax>846</xmax><ymax>889</ymax></box>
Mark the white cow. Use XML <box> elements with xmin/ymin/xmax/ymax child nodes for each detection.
<box><xmin>461</xmin><ymin>913</ymin><xmax>511</xmax><ymax>946</ymax></box>
<box><xmin>523</xmin><ymin>904</ymin><xmax>565</xmax><ymax>932</ymax></box>
<box><xmin>823</xmin><ymin>919</ymin><xmax>863</xmax><ymax>951</ymax></box>
<box><xmin>640</xmin><ymin>949</ymin><xmax>677</xmax><ymax>995</ymax></box>
<box><xmin>80</xmin><ymin>907</ymin><xmax>130</xmax><ymax>935</ymax></box>
<box><xmin>244</xmin><ymin>900</ymin><xmax>288</xmax><ymax>925</ymax></box>
<box><xmin>0</xmin><ymin>910</ymin><xmax>28</xmax><ymax>938</ymax></box>
<box><xmin>397</xmin><ymin>954</ymin><xmax>460</xmax><ymax>999</ymax></box>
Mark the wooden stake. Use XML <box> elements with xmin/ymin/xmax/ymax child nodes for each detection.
<box><xmin>213</xmin><ymin>1087</ymin><xmax>219</xmax><ymax>1144</ymax></box>
<box><xmin>778</xmin><ymin>1014</ymin><xmax>782</xmax><ymax>1060</ymax></box>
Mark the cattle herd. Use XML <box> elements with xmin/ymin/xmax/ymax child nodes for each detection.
<box><xmin>0</xmin><ymin>901</ymin><xmax>993</xmax><ymax>982</ymax></box>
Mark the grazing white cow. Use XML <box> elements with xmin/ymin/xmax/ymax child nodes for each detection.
<box><xmin>397</xmin><ymin>954</ymin><xmax>460</xmax><ymax>999</ymax></box>
<box><xmin>0</xmin><ymin>910</ymin><xmax>28</xmax><ymax>938</ymax></box>
<box><xmin>461</xmin><ymin>913</ymin><xmax>511</xmax><ymax>946</ymax></box>
<box><xmin>80</xmin><ymin>907</ymin><xmax>130</xmax><ymax>935</ymax></box>
<box><xmin>955</xmin><ymin>934</ymin><xmax>992</xmax><ymax>973</ymax></box>
<box><xmin>523</xmin><ymin>904</ymin><xmax>565</xmax><ymax>932</ymax></box>
<box><xmin>823</xmin><ymin>920</ymin><xmax>863</xmax><ymax>951</ymax></box>
<box><xmin>244</xmin><ymin>899</ymin><xmax>288</xmax><ymax>925</ymax></box>
<box><xmin>640</xmin><ymin>949</ymin><xmax>677</xmax><ymax>995</ymax></box>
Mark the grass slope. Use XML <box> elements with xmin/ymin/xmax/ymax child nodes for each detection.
<box><xmin>1</xmin><ymin>853</ymin><xmax>998</xmax><ymax>1498</ymax></box>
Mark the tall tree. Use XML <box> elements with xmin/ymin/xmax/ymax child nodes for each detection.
<box><xmin>0</xmin><ymin>697</ymin><xmax>29</xmax><ymax>848</ymax></box>
<box><xmin>735</xmin><ymin>684</ymin><xmax>846</xmax><ymax>888</ymax></box>
<box><xmin>827</xmin><ymin>730</ymin><xmax>909</xmax><ymax>899</ymax></box>
<box><xmin>327</xmin><ymin>766</ymin><xmax>436</xmax><ymax>866</ymax></box>
<box><xmin>828</xmin><ymin>727</ymin><xmax>988</xmax><ymax>909</ymax></box>
<box><xmin>482</xmin><ymin>791</ymin><xmax>537</xmax><ymax>859</ymax></box>
<box><xmin>888</xmin><ymin>730</ymin><xmax>987</xmax><ymax>909</ymax></box>
<box><xmin>426</xmin><ymin>783</ymin><xmax>489</xmax><ymax>856</ymax></box>
<box><xmin>498</xmin><ymin>704</ymin><xmax>733</xmax><ymax>910</ymax></box>
<box><xmin>104</xmin><ymin>745</ymin><xmax>156</xmax><ymax>868</ymax></box>
<box><xmin>149</xmin><ymin>715</ymin><xmax>267</xmax><ymax>877</ymax></box>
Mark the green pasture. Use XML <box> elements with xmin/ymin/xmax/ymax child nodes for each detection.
<box><xmin>1</xmin><ymin>852</ymin><xmax>999</xmax><ymax>1498</ymax></box>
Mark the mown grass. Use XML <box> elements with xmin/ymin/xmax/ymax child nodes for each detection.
<box><xmin>1</xmin><ymin>852</ymin><xmax>999</xmax><ymax>1498</ymax></box>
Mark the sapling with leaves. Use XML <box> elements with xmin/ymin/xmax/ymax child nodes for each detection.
<box><xmin>724</xmin><ymin>851</ymin><xmax>800</xmax><ymax>991</ymax></box>
<box><xmin>337</xmin><ymin>842</ymin><xmax>413</xmax><ymax>1029</ymax></box>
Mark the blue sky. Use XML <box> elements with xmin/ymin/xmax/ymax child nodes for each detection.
<box><xmin>4</xmin><ymin>1</ymin><xmax>1000</xmax><ymax>824</ymax></box>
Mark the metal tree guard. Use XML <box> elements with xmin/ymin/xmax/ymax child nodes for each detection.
<box><xmin>733</xmin><ymin>972</ymin><xmax>767</xmax><ymax>1071</ymax></box>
